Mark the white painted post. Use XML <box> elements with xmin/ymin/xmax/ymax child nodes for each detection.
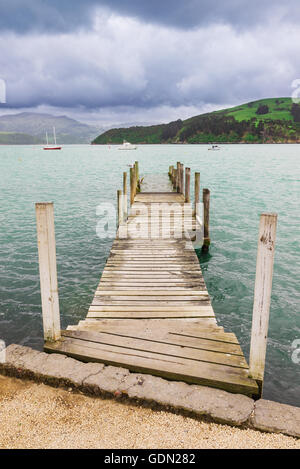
<box><xmin>35</xmin><ymin>202</ymin><xmax>61</xmax><ymax>342</ymax></box>
<box><xmin>249</xmin><ymin>213</ymin><xmax>278</xmax><ymax>391</ymax></box>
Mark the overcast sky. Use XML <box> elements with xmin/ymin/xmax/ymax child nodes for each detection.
<box><xmin>0</xmin><ymin>0</ymin><xmax>299</xmax><ymax>128</ymax></box>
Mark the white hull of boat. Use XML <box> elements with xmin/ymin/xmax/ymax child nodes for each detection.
<box><xmin>118</xmin><ymin>141</ymin><xmax>137</xmax><ymax>150</ymax></box>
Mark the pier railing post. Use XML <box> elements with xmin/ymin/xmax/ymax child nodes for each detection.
<box><xmin>180</xmin><ymin>163</ymin><xmax>184</xmax><ymax>194</ymax></box>
<box><xmin>35</xmin><ymin>202</ymin><xmax>61</xmax><ymax>342</ymax></box>
<box><xmin>117</xmin><ymin>189</ymin><xmax>124</xmax><ymax>227</ymax></box>
<box><xmin>185</xmin><ymin>167</ymin><xmax>191</xmax><ymax>203</ymax></box>
<box><xmin>176</xmin><ymin>162</ymin><xmax>180</xmax><ymax>193</ymax></box>
<box><xmin>135</xmin><ymin>161</ymin><xmax>139</xmax><ymax>189</ymax></box>
<box><xmin>173</xmin><ymin>168</ymin><xmax>177</xmax><ymax>189</ymax></box>
<box><xmin>169</xmin><ymin>165</ymin><xmax>174</xmax><ymax>182</ymax></box>
<box><xmin>202</xmin><ymin>188</ymin><xmax>210</xmax><ymax>253</ymax></box>
<box><xmin>194</xmin><ymin>172</ymin><xmax>200</xmax><ymax>217</ymax></box>
<box><xmin>249</xmin><ymin>213</ymin><xmax>277</xmax><ymax>393</ymax></box>
<box><xmin>130</xmin><ymin>167</ymin><xmax>136</xmax><ymax>205</ymax></box>
<box><xmin>123</xmin><ymin>171</ymin><xmax>127</xmax><ymax>221</ymax></box>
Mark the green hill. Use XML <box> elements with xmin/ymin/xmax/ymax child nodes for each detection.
<box><xmin>0</xmin><ymin>132</ymin><xmax>42</xmax><ymax>144</ymax></box>
<box><xmin>92</xmin><ymin>98</ymin><xmax>300</xmax><ymax>144</ymax></box>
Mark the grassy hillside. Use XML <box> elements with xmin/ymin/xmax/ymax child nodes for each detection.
<box><xmin>93</xmin><ymin>97</ymin><xmax>300</xmax><ymax>144</ymax></box>
<box><xmin>0</xmin><ymin>112</ymin><xmax>100</xmax><ymax>144</ymax></box>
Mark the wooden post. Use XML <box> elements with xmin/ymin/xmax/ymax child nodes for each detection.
<box><xmin>123</xmin><ymin>171</ymin><xmax>127</xmax><ymax>221</ymax></box>
<box><xmin>180</xmin><ymin>163</ymin><xmax>184</xmax><ymax>195</ymax></box>
<box><xmin>185</xmin><ymin>167</ymin><xmax>191</xmax><ymax>203</ymax></box>
<box><xmin>249</xmin><ymin>213</ymin><xmax>277</xmax><ymax>393</ymax></box>
<box><xmin>117</xmin><ymin>190</ymin><xmax>123</xmax><ymax>226</ymax></box>
<box><xmin>176</xmin><ymin>162</ymin><xmax>180</xmax><ymax>192</ymax></box>
<box><xmin>202</xmin><ymin>188</ymin><xmax>210</xmax><ymax>253</ymax></box>
<box><xmin>194</xmin><ymin>172</ymin><xmax>200</xmax><ymax>216</ymax></box>
<box><xmin>35</xmin><ymin>202</ymin><xmax>61</xmax><ymax>342</ymax></box>
<box><xmin>135</xmin><ymin>161</ymin><xmax>139</xmax><ymax>185</ymax></box>
<box><xmin>130</xmin><ymin>167</ymin><xmax>136</xmax><ymax>205</ymax></box>
<box><xmin>173</xmin><ymin>168</ymin><xmax>177</xmax><ymax>189</ymax></box>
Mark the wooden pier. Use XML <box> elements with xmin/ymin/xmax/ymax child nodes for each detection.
<box><xmin>39</xmin><ymin>162</ymin><xmax>277</xmax><ymax>398</ymax></box>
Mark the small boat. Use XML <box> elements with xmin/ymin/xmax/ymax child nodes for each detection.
<box><xmin>118</xmin><ymin>140</ymin><xmax>137</xmax><ymax>150</ymax></box>
<box><xmin>208</xmin><ymin>145</ymin><xmax>220</xmax><ymax>151</ymax></box>
<box><xmin>43</xmin><ymin>127</ymin><xmax>61</xmax><ymax>150</ymax></box>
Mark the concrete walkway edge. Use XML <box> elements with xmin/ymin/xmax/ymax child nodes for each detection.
<box><xmin>0</xmin><ymin>344</ymin><xmax>299</xmax><ymax>439</ymax></box>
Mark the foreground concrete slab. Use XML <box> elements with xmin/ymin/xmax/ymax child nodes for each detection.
<box><xmin>0</xmin><ymin>344</ymin><xmax>299</xmax><ymax>438</ymax></box>
<box><xmin>251</xmin><ymin>400</ymin><xmax>300</xmax><ymax>439</ymax></box>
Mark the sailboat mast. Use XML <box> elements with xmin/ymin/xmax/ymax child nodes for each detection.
<box><xmin>46</xmin><ymin>132</ymin><xmax>48</xmax><ymax>145</ymax></box>
<box><xmin>53</xmin><ymin>127</ymin><xmax>57</xmax><ymax>145</ymax></box>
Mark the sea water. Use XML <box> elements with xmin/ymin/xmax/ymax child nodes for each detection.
<box><xmin>0</xmin><ymin>144</ymin><xmax>299</xmax><ymax>405</ymax></box>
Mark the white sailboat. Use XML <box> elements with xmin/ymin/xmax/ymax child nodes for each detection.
<box><xmin>43</xmin><ymin>127</ymin><xmax>61</xmax><ymax>150</ymax></box>
<box><xmin>118</xmin><ymin>140</ymin><xmax>137</xmax><ymax>150</ymax></box>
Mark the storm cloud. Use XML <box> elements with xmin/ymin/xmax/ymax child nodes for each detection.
<box><xmin>0</xmin><ymin>1</ymin><xmax>299</xmax><ymax>126</ymax></box>
<box><xmin>1</xmin><ymin>1</ymin><xmax>300</xmax><ymax>32</ymax></box>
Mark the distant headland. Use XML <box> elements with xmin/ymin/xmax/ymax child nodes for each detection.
<box><xmin>92</xmin><ymin>97</ymin><xmax>300</xmax><ymax>144</ymax></box>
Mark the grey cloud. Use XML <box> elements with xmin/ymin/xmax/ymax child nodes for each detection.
<box><xmin>0</xmin><ymin>19</ymin><xmax>298</xmax><ymax>113</ymax></box>
<box><xmin>0</xmin><ymin>1</ymin><xmax>299</xmax><ymax>33</ymax></box>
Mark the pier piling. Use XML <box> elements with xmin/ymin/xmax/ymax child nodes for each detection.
<box><xmin>249</xmin><ymin>213</ymin><xmax>277</xmax><ymax>394</ymax></box>
<box><xmin>202</xmin><ymin>188</ymin><xmax>211</xmax><ymax>253</ymax></box>
<box><xmin>176</xmin><ymin>162</ymin><xmax>181</xmax><ymax>193</ymax></box>
<box><xmin>194</xmin><ymin>172</ymin><xmax>200</xmax><ymax>217</ymax></box>
<box><xmin>185</xmin><ymin>167</ymin><xmax>191</xmax><ymax>203</ymax></box>
<box><xmin>130</xmin><ymin>167</ymin><xmax>136</xmax><ymax>205</ymax></box>
<box><xmin>35</xmin><ymin>202</ymin><xmax>61</xmax><ymax>342</ymax></box>
<box><xmin>117</xmin><ymin>189</ymin><xmax>123</xmax><ymax>227</ymax></box>
<box><xmin>123</xmin><ymin>172</ymin><xmax>127</xmax><ymax>221</ymax></box>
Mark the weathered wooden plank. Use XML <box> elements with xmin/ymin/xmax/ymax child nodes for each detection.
<box><xmin>45</xmin><ymin>337</ymin><xmax>258</xmax><ymax>395</ymax></box>
<box><xmin>87</xmin><ymin>310</ymin><xmax>214</xmax><ymax>319</ymax></box>
<box><xmin>88</xmin><ymin>304</ymin><xmax>212</xmax><ymax>312</ymax></box>
<box><xmin>94</xmin><ymin>291</ymin><xmax>208</xmax><ymax>296</ymax></box>
<box><xmin>64</xmin><ymin>325</ymin><xmax>242</xmax><ymax>353</ymax></box>
<box><xmin>103</xmin><ymin>267</ymin><xmax>201</xmax><ymax>271</ymax></box>
<box><xmin>62</xmin><ymin>330</ymin><xmax>248</xmax><ymax>369</ymax></box>
<box><xmin>91</xmin><ymin>300</ymin><xmax>211</xmax><ymax>307</ymax></box>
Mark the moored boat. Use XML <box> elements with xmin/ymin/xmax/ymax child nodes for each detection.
<box><xmin>118</xmin><ymin>140</ymin><xmax>137</xmax><ymax>150</ymax></box>
<box><xmin>208</xmin><ymin>145</ymin><xmax>220</xmax><ymax>151</ymax></box>
<box><xmin>43</xmin><ymin>127</ymin><xmax>61</xmax><ymax>150</ymax></box>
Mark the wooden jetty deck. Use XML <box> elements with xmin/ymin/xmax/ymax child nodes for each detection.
<box><xmin>43</xmin><ymin>162</ymin><xmax>261</xmax><ymax>397</ymax></box>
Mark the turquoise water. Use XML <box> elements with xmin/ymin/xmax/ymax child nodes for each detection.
<box><xmin>0</xmin><ymin>144</ymin><xmax>299</xmax><ymax>406</ymax></box>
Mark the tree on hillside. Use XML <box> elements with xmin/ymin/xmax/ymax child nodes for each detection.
<box><xmin>291</xmin><ymin>103</ymin><xmax>300</xmax><ymax>122</ymax></box>
<box><xmin>161</xmin><ymin>119</ymin><xmax>183</xmax><ymax>141</ymax></box>
<box><xmin>256</xmin><ymin>104</ymin><xmax>269</xmax><ymax>115</ymax></box>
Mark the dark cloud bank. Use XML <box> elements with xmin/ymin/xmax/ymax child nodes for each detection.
<box><xmin>0</xmin><ymin>1</ymin><xmax>299</xmax><ymax>125</ymax></box>
<box><xmin>0</xmin><ymin>0</ymin><xmax>299</xmax><ymax>32</ymax></box>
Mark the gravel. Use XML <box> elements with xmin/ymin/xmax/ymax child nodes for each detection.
<box><xmin>0</xmin><ymin>375</ymin><xmax>299</xmax><ymax>449</ymax></box>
